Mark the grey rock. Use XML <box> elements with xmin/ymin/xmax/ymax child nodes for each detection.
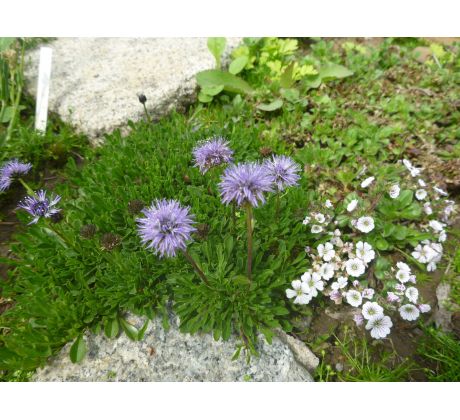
<box><xmin>434</xmin><ymin>283</ymin><xmax>453</xmax><ymax>332</ymax></box>
<box><xmin>276</xmin><ymin>329</ymin><xmax>319</xmax><ymax>373</ymax></box>
<box><xmin>24</xmin><ymin>38</ymin><xmax>241</xmax><ymax>142</ymax></box>
<box><xmin>34</xmin><ymin>313</ymin><xmax>313</xmax><ymax>382</ymax></box>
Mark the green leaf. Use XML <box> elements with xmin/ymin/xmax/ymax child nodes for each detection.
<box><xmin>280</xmin><ymin>62</ymin><xmax>295</xmax><ymax>88</ymax></box>
<box><xmin>229</xmin><ymin>56</ymin><xmax>248</xmax><ymax>75</ymax></box>
<box><xmin>256</xmin><ymin>99</ymin><xmax>283</xmax><ymax>112</ymax></box>
<box><xmin>104</xmin><ymin>318</ymin><xmax>119</xmax><ymax>339</ymax></box>
<box><xmin>375</xmin><ymin>237</ymin><xmax>390</xmax><ymax>251</ymax></box>
<box><xmin>119</xmin><ymin>317</ymin><xmax>139</xmax><ymax>341</ymax></box>
<box><xmin>201</xmin><ymin>85</ymin><xmax>224</xmax><ymax>96</ymax></box>
<box><xmin>375</xmin><ymin>256</ymin><xmax>391</xmax><ymax>280</ymax></box>
<box><xmin>198</xmin><ymin>92</ymin><xmax>213</xmax><ymax>103</ymax></box>
<box><xmin>319</xmin><ymin>63</ymin><xmax>353</xmax><ymax>80</ymax></box>
<box><xmin>397</xmin><ymin>190</ymin><xmax>413</xmax><ymax>208</ymax></box>
<box><xmin>232</xmin><ymin>274</ymin><xmax>251</xmax><ymax>286</ymax></box>
<box><xmin>280</xmin><ymin>88</ymin><xmax>300</xmax><ymax>103</ymax></box>
<box><xmin>196</xmin><ymin>70</ymin><xmax>254</xmax><ymax>95</ymax></box>
<box><xmin>207</xmin><ymin>37</ymin><xmax>226</xmax><ymax>68</ymax></box>
<box><xmin>69</xmin><ymin>335</ymin><xmax>87</xmax><ymax>363</ymax></box>
<box><xmin>0</xmin><ymin>106</ymin><xmax>14</xmax><ymax>123</ymax></box>
<box><xmin>137</xmin><ymin>320</ymin><xmax>149</xmax><ymax>341</ymax></box>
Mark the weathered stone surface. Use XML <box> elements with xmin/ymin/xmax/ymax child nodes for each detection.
<box><xmin>24</xmin><ymin>38</ymin><xmax>241</xmax><ymax>142</ymax></box>
<box><xmin>434</xmin><ymin>283</ymin><xmax>454</xmax><ymax>332</ymax></box>
<box><xmin>276</xmin><ymin>329</ymin><xmax>319</xmax><ymax>373</ymax></box>
<box><xmin>34</xmin><ymin>313</ymin><xmax>313</xmax><ymax>382</ymax></box>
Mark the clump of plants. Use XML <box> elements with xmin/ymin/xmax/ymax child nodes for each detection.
<box><xmin>287</xmin><ymin>157</ymin><xmax>456</xmax><ymax>340</ymax></box>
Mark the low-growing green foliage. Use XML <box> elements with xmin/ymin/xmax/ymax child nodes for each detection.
<box><xmin>417</xmin><ymin>327</ymin><xmax>460</xmax><ymax>381</ymax></box>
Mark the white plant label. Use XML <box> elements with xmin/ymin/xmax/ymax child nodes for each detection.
<box><xmin>35</xmin><ymin>47</ymin><xmax>53</xmax><ymax>133</ymax></box>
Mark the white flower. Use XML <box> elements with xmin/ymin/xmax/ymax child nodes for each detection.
<box><xmin>415</xmin><ymin>189</ymin><xmax>427</xmax><ymax>200</ymax></box>
<box><xmin>402</xmin><ymin>159</ymin><xmax>422</xmax><ymax>177</ymax></box>
<box><xmin>362</xmin><ymin>288</ymin><xmax>375</xmax><ymax>300</ymax></box>
<box><xmin>286</xmin><ymin>280</ymin><xmax>312</xmax><ymax>305</ymax></box>
<box><xmin>365</xmin><ymin>315</ymin><xmax>392</xmax><ymax>339</ymax></box>
<box><xmin>396</xmin><ymin>269</ymin><xmax>411</xmax><ymax>284</ymax></box>
<box><xmin>418</xmin><ymin>179</ymin><xmax>426</xmax><ymax>187</ymax></box>
<box><xmin>345</xmin><ymin>258</ymin><xmax>366</xmax><ymax>277</ymax></box>
<box><xmin>439</xmin><ymin>231</ymin><xmax>447</xmax><ymax>242</ymax></box>
<box><xmin>361</xmin><ymin>176</ymin><xmax>375</xmax><ymax>188</ymax></box>
<box><xmin>311</xmin><ymin>225</ymin><xmax>323</xmax><ymax>234</ymax></box>
<box><xmin>399</xmin><ymin>304</ymin><xmax>420</xmax><ymax>321</ymax></box>
<box><xmin>418</xmin><ymin>304</ymin><xmax>431</xmax><ymax>313</ymax></box>
<box><xmin>362</xmin><ymin>302</ymin><xmax>384</xmax><ymax>320</ymax></box>
<box><xmin>347</xmin><ymin>199</ymin><xmax>358</xmax><ymax>212</ymax></box>
<box><xmin>434</xmin><ymin>186</ymin><xmax>448</xmax><ymax>196</ymax></box>
<box><xmin>412</xmin><ymin>244</ymin><xmax>436</xmax><ymax>264</ymax></box>
<box><xmin>405</xmin><ymin>287</ymin><xmax>419</xmax><ymax>304</ymax></box>
<box><xmin>314</xmin><ymin>213</ymin><xmax>326</xmax><ymax>224</ymax></box>
<box><xmin>346</xmin><ymin>290</ymin><xmax>363</xmax><ymax>307</ymax></box>
<box><xmin>331</xmin><ymin>276</ymin><xmax>348</xmax><ymax>290</ymax></box>
<box><xmin>423</xmin><ymin>202</ymin><xmax>433</xmax><ymax>215</ymax></box>
<box><xmin>396</xmin><ymin>262</ymin><xmax>411</xmax><ymax>274</ymax></box>
<box><xmin>302</xmin><ymin>216</ymin><xmax>311</xmax><ymax>225</ymax></box>
<box><xmin>356</xmin><ymin>216</ymin><xmax>375</xmax><ymax>233</ymax></box>
<box><xmin>429</xmin><ymin>220</ymin><xmax>445</xmax><ymax>232</ymax></box>
<box><xmin>325</xmin><ymin>199</ymin><xmax>333</xmax><ymax>208</ymax></box>
<box><xmin>387</xmin><ymin>292</ymin><xmax>400</xmax><ymax>303</ymax></box>
<box><xmin>317</xmin><ymin>242</ymin><xmax>335</xmax><ymax>262</ymax></box>
<box><xmin>427</xmin><ymin>261</ymin><xmax>437</xmax><ymax>272</ymax></box>
<box><xmin>389</xmin><ymin>184</ymin><xmax>400</xmax><ymax>199</ymax></box>
<box><xmin>395</xmin><ymin>283</ymin><xmax>406</xmax><ymax>293</ymax></box>
<box><xmin>300</xmin><ymin>272</ymin><xmax>324</xmax><ymax>297</ymax></box>
<box><xmin>318</xmin><ymin>263</ymin><xmax>335</xmax><ymax>280</ymax></box>
<box><xmin>408</xmin><ymin>274</ymin><xmax>417</xmax><ymax>284</ymax></box>
<box><xmin>355</xmin><ymin>241</ymin><xmax>375</xmax><ymax>263</ymax></box>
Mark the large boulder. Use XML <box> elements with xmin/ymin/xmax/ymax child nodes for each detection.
<box><xmin>24</xmin><ymin>38</ymin><xmax>241</xmax><ymax>142</ymax></box>
<box><xmin>34</xmin><ymin>313</ymin><xmax>314</xmax><ymax>382</ymax></box>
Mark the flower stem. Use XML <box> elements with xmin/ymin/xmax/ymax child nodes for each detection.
<box><xmin>142</xmin><ymin>103</ymin><xmax>151</xmax><ymax>123</ymax></box>
<box><xmin>275</xmin><ymin>193</ymin><xmax>280</xmax><ymax>221</ymax></box>
<box><xmin>18</xmin><ymin>178</ymin><xmax>35</xmax><ymax>195</ymax></box>
<box><xmin>245</xmin><ymin>203</ymin><xmax>253</xmax><ymax>281</ymax></box>
<box><xmin>181</xmin><ymin>249</ymin><xmax>211</xmax><ymax>287</ymax></box>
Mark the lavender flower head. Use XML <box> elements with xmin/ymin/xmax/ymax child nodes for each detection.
<box><xmin>219</xmin><ymin>162</ymin><xmax>273</xmax><ymax>208</ymax></box>
<box><xmin>264</xmin><ymin>155</ymin><xmax>301</xmax><ymax>192</ymax></box>
<box><xmin>137</xmin><ymin>199</ymin><xmax>196</xmax><ymax>258</ymax></box>
<box><xmin>192</xmin><ymin>137</ymin><xmax>233</xmax><ymax>174</ymax></box>
<box><xmin>0</xmin><ymin>159</ymin><xmax>32</xmax><ymax>192</ymax></box>
<box><xmin>18</xmin><ymin>190</ymin><xmax>61</xmax><ymax>224</ymax></box>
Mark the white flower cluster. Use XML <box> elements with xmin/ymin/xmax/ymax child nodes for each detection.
<box><xmin>412</xmin><ymin>240</ymin><xmax>443</xmax><ymax>272</ymax></box>
<box><xmin>302</xmin><ymin>209</ymin><xmax>333</xmax><ymax>234</ymax></box>
<box><xmin>399</xmin><ymin>158</ymin><xmax>456</xmax><ymax>223</ymax></box>
<box><xmin>385</xmin><ymin>262</ymin><xmax>431</xmax><ymax>322</ymax></box>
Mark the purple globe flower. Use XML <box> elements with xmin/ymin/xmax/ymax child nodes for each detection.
<box><xmin>18</xmin><ymin>190</ymin><xmax>61</xmax><ymax>224</ymax></box>
<box><xmin>0</xmin><ymin>159</ymin><xmax>32</xmax><ymax>192</ymax></box>
<box><xmin>264</xmin><ymin>155</ymin><xmax>301</xmax><ymax>192</ymax></box>
<box><xmin>137</xmin><ymin>199</ymin><xmax>196</xmax><ymax>258</ymax></box>
<box><xmin>192</xmin><ymin>137</ymin><xmax>233</xmax><ymax>174</ymax></box>
<box><xmin>219</xmin><ymin>162</ymin><xmax>273</xmax><ymax>208</ymax></box>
